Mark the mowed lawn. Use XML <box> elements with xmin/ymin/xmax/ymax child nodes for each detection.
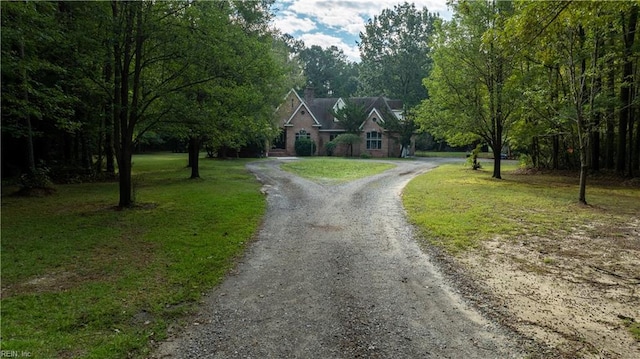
<box><xmin>403</xmin><ymin>162</ymin><xmax>640</xmax><ymax>252</ymax></box>
<box><xmin>1</xmin><ymin>154</ymin><xmax>266</xmax><ymax>358</ymax></box>
<box><xmin>280</xmin><ymin>157</ymin><xmax>396</xmax><ymax>183</ymax></box>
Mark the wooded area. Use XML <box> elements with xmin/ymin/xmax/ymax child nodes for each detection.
<box><xmin>419</xmin><ymin>1</ymin><xmax>640</xmax><ymax>203</ymax></box>
<box><xmin>2</xmin><ymin>0</ymin><xmax>294</xmax><ymax>206</ymax></box>
<box><xmin>2</xmin><ymin>0</ymin><xmax>638</xmax><ymax>207</ymax></box>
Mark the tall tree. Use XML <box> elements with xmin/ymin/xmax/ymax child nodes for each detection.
<box><xmin>617</xmin><ymin>4</ymin><xmax>638</xmax><ymax>176</ymax></box>
<box><xmin>298</xmin><ymin>45</ymin><xmax>358</xmax><ymax>98</ymax></box>
<box><xmin>358</xmin><ymin>2</ymin><xmax>438</xmax><ymax>108</ymax></box>
<box><xmin>418</xmin><ymin>0</ymin><xmax>518</xmax><ymax>179</ymax></box>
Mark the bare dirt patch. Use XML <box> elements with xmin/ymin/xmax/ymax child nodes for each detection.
<box><xmin>457</xmin><ymin>219</ymin><xmax>640</xmax><ymax>358</ymax></box>
<box><xmin>1</xmin><ymin>238</ymin><xmax>156</xmax><ymax>299</ymax></box>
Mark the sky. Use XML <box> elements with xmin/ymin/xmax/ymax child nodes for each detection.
<box><xmin>271</xmin><ymin>0</ymin><xmax>453</xmax><ymax>63</ymax></box>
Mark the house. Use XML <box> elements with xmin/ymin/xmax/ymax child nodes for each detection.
<box><xmin>270</xmin><ymin>88</ymin><xmax>415</xmax><ymax>158</ymax></box>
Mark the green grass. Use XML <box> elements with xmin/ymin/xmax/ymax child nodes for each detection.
<box><xmin>415</xmin><ymin>151</ymin><xmax>493</xmax><ymax>158</ymax></box>
<box><xmin>1</xmin><ymin>153</ymin><xmax>265</xmax><ymax>358</ymax></box>
<box><xmin>626</xmin><ymin>321</ymin><xmax>640</xmax><ymax>342</ymax></box>
<box><xmin>280</xmin><ymin>157</ymin><xmax>396</xmax><ymax>183</ymax></box>
<box><xmin>403</xmin><ymin>163</ymin><xmax>640</xmax><ymax>253</ymax></box>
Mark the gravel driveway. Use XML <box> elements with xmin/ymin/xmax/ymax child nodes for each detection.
<box><xmin>153</xmin><ymin>158</ymin><xmax>524</xmax><ymax>358</ymax></box>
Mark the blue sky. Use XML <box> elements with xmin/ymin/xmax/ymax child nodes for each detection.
<box><xmin>271</xmin><ymin>0</ymin><xmax>453</xmax><ymax>62</ymax></box>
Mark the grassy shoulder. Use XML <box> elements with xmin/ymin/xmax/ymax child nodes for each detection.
<box><xmin>1</xmin><ymin>153</ymin><xmax>265</xmax><ymax>358</ymax></box>
<box><xmin>403</xmin><ymin>162</ymin><xmax>640</xmax><ymax>253</ymax></box>
<box><xmin>280</xmin><ymin>157</ymin><xmax>396</xmax><ymax>183</ymax></box>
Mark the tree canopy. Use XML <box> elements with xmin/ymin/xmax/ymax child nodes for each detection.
<box><xmin>358</xmin><ymin>2</ymin><xmax>438</xmax><ymax>108</ymax></box>
<box><xmin>417</xmin><ymin>0</ymin><xmax>640</xmax><ymax>202</ymax></box>
<box><xmin>1</xmin><ymin>0</ymin><xmax>289</xmax><ymax>206</ymax></box>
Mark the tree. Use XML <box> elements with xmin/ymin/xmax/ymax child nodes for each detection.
<box><xmin>331</xmin><ymin>134</ymin><xmax>361</xmax><ymax>158</ymax></box>
<box><xmin>418</xmin><ymin>0</ymin><xmax>519</xmax><ymax>179</ymax></box>
<box><xmin>298</xmin><ymin>45</ymin><xmax>358</xmax><ymax>97</ymax></box>
<box><xmin>155</xmin><ymin>0</ymin><xmax>287</xmax><ymax>178</ymax></box>
<box><xmin>379</xmin><ymin>108</ymin><xmax>417</xmax><ymax>158</ymax></box>
<box><xmin>358</xmin><ymin>2</ymin><xmax>438</xmax><ymax>108</ymax></box>
<box><xmin>504</xmin><ymin>0</ymin><xmax>637</xmax><ymax>202</ymax></box>
<box><xmin>1</xmin><ymin>1</ymin><xmax>109</xmax><ymax>187</ymax></box>
<box><xmin>617</xmin><ymin>4</ymin><xmax>638</xmax><ymax>176</ymax></box>
<box><xmin>330</xmin><ymin>99</ymin><xmax>367</xmax><ymax>156</ymax></box>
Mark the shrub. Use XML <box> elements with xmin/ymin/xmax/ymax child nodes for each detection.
<box><xmin>325</xmin><ymin>141</ymin><xmax>337</xmax><ymax>156</ymax></box>
<box><xmin>17</xmin><ymin>165</ymin><xmax>56</xmax><ymax>196</ymax></box>
<box><xmin>466</xmin><ymin>144</ymin><xmax>483</xmax><ymax>170</ymax></box>
<box><xmin>360</xmin><ymin>153</ymin><xmax>371</xmax><ymax>159</ymax></box>
<box><xmin>519</xmin><ymin>153</ymin><xmax>534</xmax><ymax>169</ymax></box>
<box><xmin>332</xmin><ymin>133</ymin><xmax>362</xmax><ymax>157</ymax></box>
<box><xmin>294</xmin><ymin>138</ymin><xmax>316</xmax><ymax>156</ymax></box>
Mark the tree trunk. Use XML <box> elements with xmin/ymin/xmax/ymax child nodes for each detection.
<box><xmin>187</xmin><ymin>139</ymin><xmax>194</xmax><ymax>167</ymax></box>
<box><xmin>492</xmin><ymin>57</ymin><xmax>504</xmax><ymax>180</ymax></box>
<box><xmin>118</xmin><ymin>144</ymin><xmax>133</xmax><ymax>208</ymax></box>
<box><xmin>20</xmin><ymin>38</ymin><xmax>36</xmax><ymax>174</ymax></box>
<box><xmin>531</xmin><ymin>136</ymin><xmax>539</xmax><ymax>168</ymax></box>
<box><xmin>189</xmin><ymin>136</ymin><xmax>200</xmax><ymax>179</ymax></box>
<box><xmin>492</xmin><ymin>141</ymin><xmax>502</xmax><ymax>179</ymax></box>
<box><xmin>605</xmin><ymin>49</ymin><xmax>616</xmax><ymax>169</ymax></box>
<box><xmin>590</xmin><ymin>127</ymin><xmax>600</xmax><ymax>172</ymax></box>
<box><xmin>552</xmin><ymin>134</ymin><xmax>560</xmax><ymax>170</ymax></box>
<box><xmin>114</xmin><ymin>1</ymin><xmax>135</xmax><ymax>207</ymax></box>
<box><xmin>617</xmin><ymin>5</ymin><xmax>638</xmax><ymax>174</ymax></box>
<box><xmin>634</xmin><ymin>104</ymin><xmax>640</xmax><ymax>174</ymax></box>
<box><xmin>104</xmin><ymin>59</ymin><xmax>115</xmax><ymax>174</ymax></box>
<box><xmin>578</xmin><ymin>163</ymin><xmax>588</xmax><ymax>204</ymax></box>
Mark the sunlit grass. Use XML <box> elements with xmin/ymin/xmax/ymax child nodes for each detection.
<box><xmin>280</xmin><ymin>157</ymin><xmax>396</xmax><ymax>183</ymax></box>
<box><xmin>403</xmin><ymin>163</ymin><xmax>640</xmax><ymax>253</ymax></box>
<box><xmin>1</xmin><ymin>153</ymin><xmax>265</xmax><ymax>358</ymax></box>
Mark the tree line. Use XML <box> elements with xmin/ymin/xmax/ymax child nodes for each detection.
<box><xmin>2</xmin><ymin>0</ymin><xmax>298</xmax><ymax>206</ymax></box>
<box><xmin>419</xmin><ymin>0</ymin><xmax>639</xmax><ymax>203</ymax></box>
<box><xmin>3</xmin><ymin>1</ymin><xmax>637</xmax><ymax>206</ymax></box>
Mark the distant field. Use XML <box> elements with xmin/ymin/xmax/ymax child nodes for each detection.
<box><xmin>1</xmin><ymin>153</ymin><xmax>265</xmax><ymax>358</ymax></box>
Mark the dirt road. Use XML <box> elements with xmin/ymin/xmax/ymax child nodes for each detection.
<box><xmin>154</xmin><ymin>158</ymin><xmax>525</xmax><ymax>358</ymax></box>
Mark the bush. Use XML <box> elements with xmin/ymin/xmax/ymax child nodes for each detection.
<box><xmin>332</xmin><ymin>133</ymin><xmax>362</xmax><ymax>157</ymax></box>
<box><xmin>325</xmin><ymin>141</ymin><xmax>337</xmax><ymax>156</ymax></box>
<box><xmin>519</xmin><ymin>154</ymin><xmax>534</xmax><ymax>169</ymax></box>
<box><xmin>360</xmin><ymin>153</ymin><xmax>371</xmax><ymax>159</ymax></box>
<box><xmin>294</xmin><ymin>138</ymin><xmax>316</xmax><ymax>156</ymax></box>
<box><xmin>466</xmin><ymin>144</ymin><xmax>483</xmax><ymax>170</ymax></box>
<box><xmin>17</xmin><ymin>165</ymin><xmax>56</xmax><ymax>196</ymax></box>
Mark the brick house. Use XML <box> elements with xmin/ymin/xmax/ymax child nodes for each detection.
<box><xmin>270</xmin><ymin>88</ymin><xmax>415</xmax><ymax>158</ymax></box>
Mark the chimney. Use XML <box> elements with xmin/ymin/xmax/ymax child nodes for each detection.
<box><xmin>304</xmin><ymin>86</ymin><xmax>315</xmax><ymax>105</ymax></box>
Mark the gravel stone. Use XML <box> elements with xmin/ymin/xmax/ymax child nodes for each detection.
<box><xmin>152</xmin><ymin>158</ymin><xmax>531</xmax><ymax>358</ymax></box>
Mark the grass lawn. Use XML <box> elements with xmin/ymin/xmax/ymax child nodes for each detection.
<box><xmin>403</xmin><ymin>162</ymin><xmax>640</xmax><ymax>252</ymax></box>
<box><xmin>415</xmin><ymin>151</ymin><xmax>494</xmax><ymax>159</ymax></box>
<box><xmin>280</xmin><ymin>157</ymin><xmax>396</xmax><ymax>183</ymax></box>
<box><xmin>1</xmin><ymin>153</ymin><xmax>265</xmax><ymax>358</ymax></box>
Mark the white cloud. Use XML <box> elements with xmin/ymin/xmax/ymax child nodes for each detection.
<box><xmin>281</xmin><ymin>0</ymin><xmax>451</xmax><ymax>35</ymax></box>
<box><xmin>272</xmin><ymin>0</ymin><xmax>452</xmax><ymax>63</ymax></box>
<box><xmin>298</xmin><ymin>33</ymin><xmax>360</xmax><ymax>62</ymax></box>
<box><xmin>272</xmin><ymin>10</ymin><xmax>317</xmax><ymax>34</ymax></box>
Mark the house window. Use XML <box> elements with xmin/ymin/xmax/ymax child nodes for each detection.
<box><xmin>295</xmin><ymin>130</ymin><xmax>311</xmax><ymax>141</ymax></box>
<box><xmin>329</xmin><ymin>134</ymin><xmax>340</xmax><ymax>141</ymax></box>
<box><xmin>366</xmin><ymin>131</ymin><xmax>382</xmax><ymax>150</ymax></box>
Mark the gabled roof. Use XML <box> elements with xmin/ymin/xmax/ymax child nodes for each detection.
<box><xmin>275</xmin><ymin>88</ymin><xmax>305</xmax><ymax>113</ymax></box>
<box><xmin>284</xmin><ymin>101</ymin><xmax>322</xmax><ymax>127</ymax></box>
<box><xmin>281</xmin><ymin>88</ymin><xmax>403</xmax><ymax>130</ymax></box>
